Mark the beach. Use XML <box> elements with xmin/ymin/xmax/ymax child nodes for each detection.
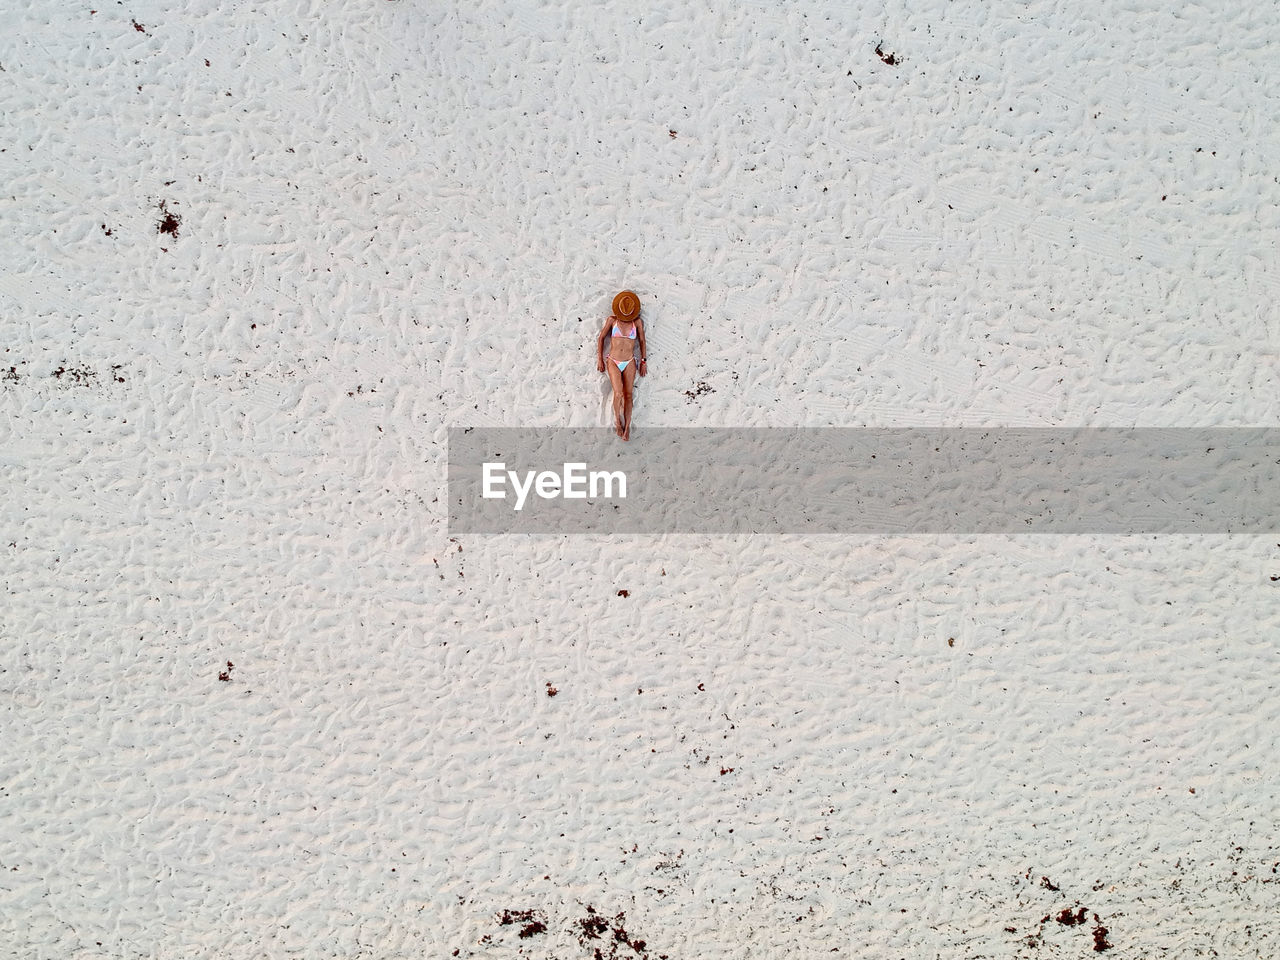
<box><xmin>2</xmin><ymin>0</ymin><xmax>1278</xmax><ymax>956</ymax></box>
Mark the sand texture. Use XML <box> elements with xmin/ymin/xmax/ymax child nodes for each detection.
<box><xmin>2</xmin><ymin>0</ymin><xmax>1279</xmax><ymax>957</ymax></box>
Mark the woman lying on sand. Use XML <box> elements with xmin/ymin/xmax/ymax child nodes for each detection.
<box><xmin>596</xmin><ymin>290</ymin><xmax>647</xmax><ymax>440</ymax></box>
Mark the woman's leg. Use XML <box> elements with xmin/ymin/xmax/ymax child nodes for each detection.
<box><xmin>606</xmin><ymin>360</ymin><xmax>625</xmax><ymax>436</ymax></box>
<box><xmin>620</xmin><ymin>362</ymin><xmax>636</xmax><ymax>441</ymax></box>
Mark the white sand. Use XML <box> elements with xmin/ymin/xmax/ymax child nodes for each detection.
<box><xmin>2</xmin><ymin>0</ymin><xmax>1278</xmax><ymax>956</ymax></box>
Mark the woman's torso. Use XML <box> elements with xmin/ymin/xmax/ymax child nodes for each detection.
<box><xmin>607</xmin><ymin>319</ymin><xmax>637</xmax><ymax>360</ymax></box>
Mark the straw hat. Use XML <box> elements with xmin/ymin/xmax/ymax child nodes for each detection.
<box><xmin>612</xmin><ymin>290</ymin><xmax>640</xmax><ymax>322</ymax></box>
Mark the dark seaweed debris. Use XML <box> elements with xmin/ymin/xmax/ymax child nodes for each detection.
<box><xmin>156</xmin><ymin>200</ymin><xmax>181</xmax><ymax>238</ymax></box>
<box><xmin>490</xmin><ymin>905</ymin><xmax>658</xmax><ymax>955</ymax></box>
<box><xmin>575</xmin><ymin>905</ymin><xmax>650</xmax><ymax>958</ymax></box>
<box><xmin>50</xmin><ymin>364</ymin><xmax>97</xmax><ymax>385</ymax></box>
<box><xmin>875</xmin><ymin>43</ymin><xmax>901</xmax><ymax>66</ymax></box>
<box><xmin>1056</xmin><ymin>906</ymin><xmax>1087</xmax><ymax>926</ymax></box>
<box><xmin>1092</xmin><ymin>915</ymin><xmax>1113</xmax><ymax>952</ymax></box>
<box><xmin>683</xmin><ymin>381</ymin><xmax>714</xmax><ymax>402</ymax></box>
<box><xmin>497</xmin><ymin>907</ymin><xmax>547</xmax><ymax>939</ymax></box>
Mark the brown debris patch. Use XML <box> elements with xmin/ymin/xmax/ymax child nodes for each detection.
<box><xmin>684</xmin><ymin>381</ymin><xmax>714</xmax><ymax>402</ymax></box>
<box><xmin>875</xmin><ymin>43</ymin><xmax>901</xmax><ymax>66</ymax></box>
<box><xmin>1056</xmin><ymin>905</ymin><xmax>1087</xmax><ymax>926</ymax></box>
<box><xmin>1092</xmin><ymin>916</ymin><xmax>1113</xmax><ymax>951</ymax></box>
<box><xmin>574</xmin><ymin>905</ymin><xmax>652</xmax><ymax>958</ymax></box>
<box><xmin>156</xmin><ymin>200</ymin><xmax>181</xmax><ymax>238</ymax></box>
<box><xmin>497</xmin><ymin>907</ymin><xmax>547</xmax><ymax>939</ymax></box>
<box><xmin>50</xmin><ymin>364</ymin><xmax>97</xmax><ymax>386</ymax></box>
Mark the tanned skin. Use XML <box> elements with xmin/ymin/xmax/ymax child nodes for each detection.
<box><xmin>596</xmin><ymin>314</ymin><xmax>647</xmax><ymax>440</ymax></box>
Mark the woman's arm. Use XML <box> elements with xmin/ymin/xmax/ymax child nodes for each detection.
<box><xmin>636</xmin><ymin>319</ymin><xmax>648</xmax><ymax>376</ymax></box>
<box><xmin>596</xmin><ymin>316</ymin><xmax>613</xmax><ymax>371</ymax></box>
